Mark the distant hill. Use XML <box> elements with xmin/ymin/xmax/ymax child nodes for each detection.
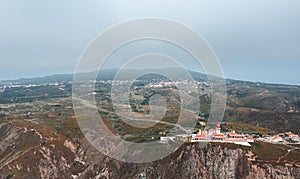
<box><xmin>0</xmin><ymin>74</ymin><xmax>73</xmax><ymax>85</ymax></box>
<box><xmin>0</xmin><ymin>69</ymin><xmax>300</xmax><ymax>133</ymax></box>
<box><xmin>0</xmin><ymin>68</ymin><xmax>209</xmax><ymax>85</ymax></box>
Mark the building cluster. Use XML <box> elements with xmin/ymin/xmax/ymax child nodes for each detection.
<box><xmin>190</xmin><ymin>123</ymin><xmax>254</xmax><ymax>146</ymax></box>
<box><xmin>257</xmin><ymin>132</ymin><xmax>300</xmax><ymax>143</ymax></box>
<box><xmin>160</xmin><ymin>123</ymin><xmax>300</xmax><ymax>146</ymax></box>
<box><xmin>160</xmin><ymin>123</ymin><xmax>254</xmax><ymax>146</ymax></box>
<box><xmin>146</xmin><ymin>80</ymin><xmax>204</xmax><ymax>89</ymax></box>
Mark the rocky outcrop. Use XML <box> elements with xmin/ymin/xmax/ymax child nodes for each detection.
<box><xmin>0</xmin><ymin>123</ymin><xmax>79</xmax><ymax>178</ymax></box>
<box><xmin>76</xmin><ymin>141</ymin><xmax>300</xmax><ymax>179</ymax></box>
<box><xmin>0</xmin><ymin>122</ymin><xmax>299</xmax><ymax>179</ymax></box>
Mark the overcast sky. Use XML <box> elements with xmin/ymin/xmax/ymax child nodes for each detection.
<box><xmin>0</xmin><ymin>0</ymin><xmax>300</xmax><ymax>85</ymax></box>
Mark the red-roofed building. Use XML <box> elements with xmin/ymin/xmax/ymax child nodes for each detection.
<box><xmin>285</xmin><ymin>132</ymin><xmax>298</xmax><ymax>138</ymax></box>
<box><xmin>191</xmin><ymin>130</ymin><xmax>207</xmax><ymax>142</ymax></box>
<box><xmin>284</xmin><ymin>132</ymin><xmax>299</xmax><ymax>141</ymax></box>
<box><xmin>246</xmin><ymin>136</ymin><xmax>254</xmax><ymax>143</ymax></box>
<box><xmin>159</xmin><ymin>132</ymin><xmax>166</xmax><ymax>135</ymax></box>
<box><xmin>227</xmin><ymin>131</ymin><xmax>245</xmax><ymax>139</ymax></box>
<box><xmin>213</xmin><ymin>133</ymin><xmax>225</xmax><ymax>141</ymax></box>
<box><xmin>270</xmin><ymin>135</ymin><xmax>283</xmax><ymax>143</ymax></box>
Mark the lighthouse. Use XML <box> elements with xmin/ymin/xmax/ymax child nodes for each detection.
<box><xmin>216</xmin><ymin>122</ymin><xmax>221</xmax><ymax>134</ymax></box>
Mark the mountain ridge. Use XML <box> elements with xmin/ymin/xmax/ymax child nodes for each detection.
<box><xmin>1</xmin><ymin>68</ymin><xmax>298</xmax><ymax>87</ymax></box>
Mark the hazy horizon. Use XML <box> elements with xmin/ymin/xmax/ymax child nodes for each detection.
<box><xmin>1</xmin><ymin>67</ymin><xmax>300</xmax><ymax>87</ymax></box>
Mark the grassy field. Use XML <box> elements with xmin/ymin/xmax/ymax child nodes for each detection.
<box><xmin>213</xmin><ymin>141</ymin><xmax>300</xmax><ymax>166</ymax></box>
<box><xmin>221</xmin><ymin>122</ymin><xmax>275</xmax><ymax>135</ymax></box>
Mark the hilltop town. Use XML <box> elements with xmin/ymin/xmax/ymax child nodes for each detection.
<box><xmin>160</xmin><ymin>123</ymin><xmax>300</xmax><ymax>147</ymax></box>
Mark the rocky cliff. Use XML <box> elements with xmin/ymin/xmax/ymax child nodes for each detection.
<box><xmin>0</xmin><ymin>122</ymin><xmax>299</xmax><ymax>179</ymax></box>
<box><xmin>77</xmin><ymin>140</ymin><xmax>300</xmax><ymax>179</ymax></box>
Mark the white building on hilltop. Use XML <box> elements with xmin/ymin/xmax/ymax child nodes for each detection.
<box><xmin>216</xmin><ymin>122</ymin><xmax>221</xmax><ymax>134</ymax></box>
